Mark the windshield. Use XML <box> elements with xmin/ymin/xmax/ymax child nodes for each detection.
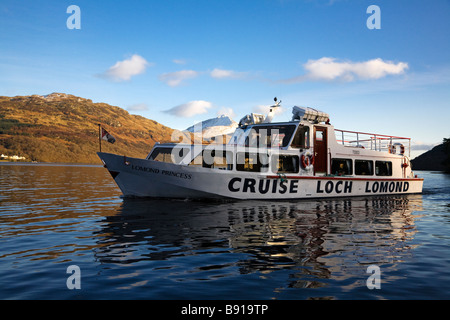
<box><xmin>148</xmin><ymin>147</ymin><xmax>190</xmax><ymax>164</ymax></box>
<box><xmin>229</xmin><ymin>124</ymin><xmax>296</xmax><ymax>148</ymax></box>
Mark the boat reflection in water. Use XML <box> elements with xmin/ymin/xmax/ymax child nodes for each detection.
<box><xmin>94</xmin><ymin>194</ymin><xmax>423</xmax><ymax>293</ymax></box>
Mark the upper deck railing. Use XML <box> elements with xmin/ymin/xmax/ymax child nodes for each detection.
<box><xmin>334</xmin><ymin>129</ymin><xmax>411</xmax><ymax>157</ymax></box>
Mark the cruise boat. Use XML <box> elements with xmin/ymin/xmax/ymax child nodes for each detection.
<box><xmin>98</xmin><ymin>98</ymin><xmax>423</xmax><ymax>200</ymax></box>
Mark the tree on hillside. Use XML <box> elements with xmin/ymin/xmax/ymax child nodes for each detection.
<box><xmin>443</xmin><ymin>138</ymin><xmax>450</xmax><ymax>173</ymax></box>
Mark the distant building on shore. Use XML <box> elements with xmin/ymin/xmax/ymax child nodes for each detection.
<box><xmin>1</xmin><ymin>154</ymin><xmax>26</xmax><ymax>161</ymax></box>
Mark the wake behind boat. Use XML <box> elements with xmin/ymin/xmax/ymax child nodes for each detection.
<box><xmin>98</xmin><ymin>98</ymin><xmax>423</xmax><ymax>200</ymax></box>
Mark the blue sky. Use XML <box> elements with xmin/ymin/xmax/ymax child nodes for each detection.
<box><xmin>1</xmin><ymin>0</ymin><xmax>449</xmax><ymax>157</ymax></box>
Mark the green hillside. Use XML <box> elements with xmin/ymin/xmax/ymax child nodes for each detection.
<box><xmin>0</xmin><ymin>93</ymin><xmax>182</xmax><ymax>164</ymax></box>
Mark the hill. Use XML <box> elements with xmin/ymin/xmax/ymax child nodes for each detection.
<box><xmin>0</xmin><ymin>93</ymin><xmax>184</xmax><ymax>164</ymax></box>
<box><xmin>411</xmin><ymin>143</ymin><xmax>447</xmax><ymax>172</ymax></box>
<box><xmin>185</xmin><ymin>114</ymin><xmax>238</xmax><ymax>142</ymax></box>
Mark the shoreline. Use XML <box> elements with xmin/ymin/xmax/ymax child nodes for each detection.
<box><xmin>0</xmin><ymin>161</ymin><xmax>102</xmax><ymax>167</ymax></box>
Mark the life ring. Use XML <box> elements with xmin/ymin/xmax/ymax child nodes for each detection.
<box><xmin>389</xmin><ymin>143</ymin><xmax>405</xmax><ymax>155</ymax></box>
<box><xmin>396</xmin><ymin>143</ymin><xmax>405</xmax><ymax>155</ymax></box>
<box><xmin>301</xmin><ymin>152</ymin><xmax>314</xmax><ymax>170</ymax></box>
<box><xmin>388</xmin><ymin>144</ymin><xmax>395</xmax><ymax>154</ymax></box>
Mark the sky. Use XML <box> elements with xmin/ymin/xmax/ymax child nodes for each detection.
<box><xmin>1</xmin><ymin>0</ymin><xmax>449</xmax><ymax>158</ymax></box>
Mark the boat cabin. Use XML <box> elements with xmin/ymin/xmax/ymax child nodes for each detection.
<box><xmin>147</xmin><ymin>104</ymin><xmax>412</xmax><ymax>180</ymax></box>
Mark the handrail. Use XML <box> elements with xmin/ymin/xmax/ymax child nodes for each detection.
<box><xmin>334</xmin><ymin>129</ymin><xmax>411</xmax><ymax>157</ymax></box>
<box><xmin>335</xmin><ymin>129</ymin><xmax>411</xmax><ymax>141</ymax></box>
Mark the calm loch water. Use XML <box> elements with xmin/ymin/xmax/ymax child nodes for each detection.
<box><xmin>0</xmin><ymin>163</ymin><xmax>449</xmax><ymax>300</ymax></box>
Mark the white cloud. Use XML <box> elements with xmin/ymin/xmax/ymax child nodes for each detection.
<box><xmin>173</xmin><ymin>59</ymin><xmax>187</xmax><ymax>65</ymax></box>
<box><xmin>410</xmin><ymin>141</ymin><xmax>439</xmax><ymax>151</ymax></box>
<box><xmin>158</xmin><ymin>70</ymin><xmax>199</xmax><ymax>87</ymax></box>
<box><xmin>164</xmin><ymin>100</ymin><xmax>213</xmax><ymax>117</ymax></box>
<box><xmin>210</xmin><ymin>68</ymin><xmax>246</xmax><ymax>79</ymax></box>
<box><xmin>157</xmin><ymin>67</ymin><xmax>248</xmax><ymax>86</ymax></box>
<box><xmin>217</xmin><ymin>107</ymin><xmax>236</xmax><ymax>119</ymax></box>
<box><xmin>286</xmin><ymin>57</ymin><xmax>408</xmax><ymax>83</ymax></box>
<box><xmin>101</xmin><ymin>54</ymin><xmax>151</xmax><ymax>81</ymax></box>
<box><xmin>252</xmin><ymin>105</ymin><xmax>270</xmax><ymax>114</ymax></box>
<box><xmin>253</xmin><ymin>104</ymin><xmax>285</xmax><ymax>116</ymax></box>
<box><xmin>127</xmin><ymin>103</ymin><xmax>148</xmax><ymax>112</ymax></box>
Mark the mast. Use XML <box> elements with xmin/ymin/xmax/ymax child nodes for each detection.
<box><xmin>263</xmin><ymin>97</ymin><xmax>281</xmax><ymax>123</ymax></box>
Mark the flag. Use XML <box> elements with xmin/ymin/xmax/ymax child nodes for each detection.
<box><xmin>101</xmin><ymin>127</ymin><xmax>116</xmax><ymax>144</ymax></box>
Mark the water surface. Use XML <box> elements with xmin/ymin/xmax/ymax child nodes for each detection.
<box><xmin>0</xmin><ymin>163</ymin><xmax>449</xmax><ymax>300</ymax></box>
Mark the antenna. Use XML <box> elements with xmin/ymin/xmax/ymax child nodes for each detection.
<box><xmin>273</xmin><ymin>97</ymin><xmax>281</xmax><ymax>108</ymax></box>
<box><xmin>263</xmin><ymin>97</ymin><xmax>281</xmax><ymax>123</ymax></box>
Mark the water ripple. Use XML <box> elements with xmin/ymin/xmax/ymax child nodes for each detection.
<box><xmin>1</xmin><ymin>164</ymin><xmax>449</xmax><ymax>299</ymax></box>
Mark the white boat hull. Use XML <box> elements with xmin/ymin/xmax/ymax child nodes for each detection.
<box><xmin>98</xmin><ymin>152</ymin><xmax>424</xmax><ymax>200</ymax></box>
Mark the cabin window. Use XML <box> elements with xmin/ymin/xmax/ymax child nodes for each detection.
<box><xmin>190</xmin><ymin>150</ymin><xmax>233</xmax><ymax>170</ymax></box>
<box><xmin>355</xmin><ymin>160</ymin><xmax>374</xmax><ymax>175</ymax></box>
<box><xmin>272</xmin><ymin>155</ymin><xmax>299</xmax><ymax>174</ymax></box>
<box><xmin>149</xmin><ymin>147</ymin><xmax>189</xmax><ymax>164</ymax></box>
<box><xmin>315</xmin><ymin>130</ymin><xmax>324</xmax><ymax>141</ymax></box>
<box><xmin>202</xmin><ymin>150</ymin><xmax>233</xmax><ymax>170</ymax></box>
<box><xmin>229</xmin><ymin>128</ymin><xmax>246</xmax><ymax>145</ymax></box>
<box><xmin>331</xmin><ymin>158</ymin><xmax>353</xmax><ymax>176</ymax></box>
<box><xmin>291</xmin><ymin>125</ymin><xmax>310</xmax><ymax>149</ymax></box>
<box><xmin>375</xmin><ymin>161</ymin><xmax>392</xmax><ymax>176</ymax></box>
<box><xmin>236</xmin><ymin>152</ymin><xmax>269</xmax><ymax>172</ymax></box>
<box><xmin>244</xmin><ymin>125</ymin><xmax>296</xmax><ymax>148</ymax></box>
<box><xmin>189</xmin><ymin>153</ymin><xmax>203</xmax><ymax>167</ymax></box>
